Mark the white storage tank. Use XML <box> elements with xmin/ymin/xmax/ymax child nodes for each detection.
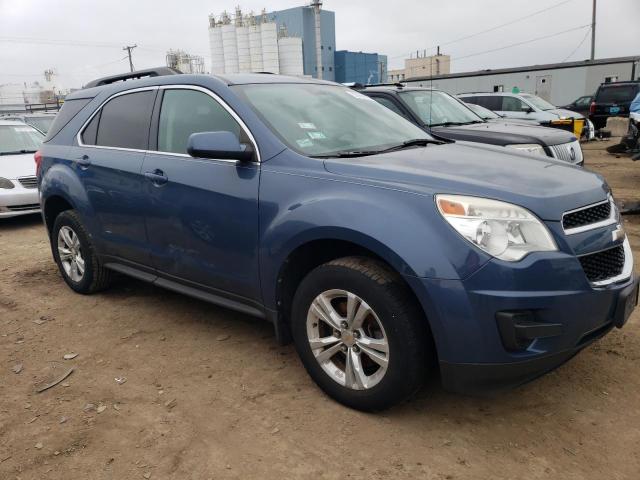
<box><xmin>208</xmin><ymin>21</ymin><xmax>225</xmax><ymax>74</ymax></box>
<box><xmin>221</xmin><ymin>23</ymin><xmax>239</xmax><ymax>74</ymax></box>
<box><xmin>260</xmin><ymin>22</ymin><xmax>279</xmax><ymax>74</ymax></box>
<box><xmin>236</xmin><ymin>25</ymin><xmax>251</xmax><ymax>73</ymax></box>
<box><xmin>249</xmin><ymin>24</ymin><xmax>264</xmax><ymax>72</ymax></box>
<box><xmin>278</xmin><ymin>37</ymin><xmax>304</xmax><ymax>76</ymax></box>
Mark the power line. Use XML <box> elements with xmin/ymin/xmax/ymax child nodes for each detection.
<box><xmin>386</xmin><ymin>0</ymin><xmax>576</xmax><ymax>62</ymax></box>
<box><xmin>561</xmin><ymin>28</ymin><xmax>592</xmax><ymax>62</ymax></box>
<box><xmin>450</xmin><ymin>24</ymin><xmax>591</xmax><ymax>63</ymax></box>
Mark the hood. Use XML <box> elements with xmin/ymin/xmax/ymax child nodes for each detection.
<box><xmin>323</xmin><ymin>142</ymin><xmax>608</xmax><ymax>221</ymax></box>
<box><xmin>432</xmin><ymin>121</ymin><xmax>574</xmax><ymax>147</ymax></box>
<box><xmin>547</xmin><ymin>108</ymin><xmax>585</xmax><ymax>119</ymax></box>
<box><xmin>0</xmin><ymin>153</ymin><xmax>37</xmax><ymax>179</ymax></box>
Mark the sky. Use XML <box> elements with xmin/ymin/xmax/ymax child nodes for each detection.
<box><xmin>0</xmin><ymin>0</ymin><xmax>638</xmax><ymax>90</ymax></box>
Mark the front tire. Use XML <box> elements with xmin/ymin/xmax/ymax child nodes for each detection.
<box><xmin>291</xmin><ymin>257</ymin><xmax>430</xmax><ymax>411</ymax></box>
<box><xmin>52</xmin><ymin>210</ymin><xmax>112</xmax><ymax>294</ymax></box>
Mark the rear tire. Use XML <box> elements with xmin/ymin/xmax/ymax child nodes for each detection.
<box><xmin>291</xmin><ymin>256</ymin><xmax>430</xmax><ymax>411</ymax></box>
<box><xmin>52</xmin><ymin>210</ymin><xmax>112</xmax><ymax>294</ymax></box>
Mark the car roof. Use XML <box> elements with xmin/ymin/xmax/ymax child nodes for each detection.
<box><xmin>67</xmin><ymin>72</ymin><xmax>339</xmax><ymax>101</ymax></box>
<box><xmin>598</xmin><ymin>81</ymin><xmax>640</xmax><ymax>87</ymax></box>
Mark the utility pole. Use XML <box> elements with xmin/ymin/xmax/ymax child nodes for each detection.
<box><xmin>590</xmin><ymin>0</ymin><xmax>596</xmax><ymax>60</ymax></box>
<box><xmin>123</xmin><ymin>44</ymin><xmax>137</xmax><ymax>72</ymax></box>
<box><xmin>310</xmin><ymin>0</ymin><xmax>323</xmax><ymax>80</ymax></box>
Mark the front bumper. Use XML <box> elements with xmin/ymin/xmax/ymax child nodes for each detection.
<box><xmin>405</xmin><ymin>235</ymin><xmax>637</xmax><ymax>395</ymax></box>
<box><xmin>0</xmin><ymin>182</ymin><xmax>40</xmax><ymax>218</ymax></box>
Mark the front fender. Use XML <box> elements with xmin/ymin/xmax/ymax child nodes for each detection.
<box><xmin>258</xmin><ymin>163</ymin><xmax>491</xmax><ymax>311</ymax></box>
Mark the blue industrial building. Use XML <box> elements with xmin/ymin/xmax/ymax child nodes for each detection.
<box><xmin>334</xmin><ymin>51</ymin><xmax>388</xmax><ymax>84</ymax></box>
<box><xmin>265</xmin><ymin>6</ymin><xmax>336</xmax><ymax>81</ymax></box>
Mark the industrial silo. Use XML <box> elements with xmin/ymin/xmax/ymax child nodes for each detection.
<box><xmin>208</xmin><ymin>16</ymin><xmax>225</xmax><ymax>74</ymax></box>
<box><xmin>260</xmin><ymin>21</ymin><xmax>279</xmax><ymax>74</ymax></box>
<box><xmin>278</xmin><ymin>37</ymin><xmax>303</xmax><ymax>76</ymax></box>
<box><xmin>236</xmin><ymin>21</ymin><xmax>251</xmax><ymax>73</ymax></box>
<box><xmin>249</xmin><ymin>23</ymin><xmax>264</xmax><ymax>72</ymax></box>
<box><xmin>221</xmin><ymin>18</ymin><xmax>239</xmax><ymax>74</ymax></box>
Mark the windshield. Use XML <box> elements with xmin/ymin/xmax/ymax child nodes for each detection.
<box><xmin>464</xmin><ymin>102</ymin><xmax>500</xmax><ymax>119</ymax></box>
<box><xmin>398</xmin><ymin>90</ymin><xmax>483</xmax><ymax>126</ymax></box>
<box><xmin>0</xmin><ymin>124</ymin><xmax>44</xmax><ymax>154</ymax></box>
<box><xmin>232</xmin><ymin>83</ymin><xmax>432</xmax><ymax>156</ymax></box>
<box><xmin>26</xmin><ymin>116</ymin><xmax>55</xmax><ymax>134</ymax></box>
<box><xmin>520</xmin><ymin>94</ymin><xmax>556</xmax><ymax>111</ymax></box>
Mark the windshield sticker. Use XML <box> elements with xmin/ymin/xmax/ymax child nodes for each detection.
<box><xmin>307</xmin><ymin>131</ymin><xmax>326</xmax><ymax>140</ymax></box>
<box><xmin>296</xmin><ymin>138</ymin><xmax>314</xmax><ymax>148</ymax></box>
<box><xmin>298</xmin><ymin>122</ymin><xmax>316</xmax><ymax>130</ymax></box>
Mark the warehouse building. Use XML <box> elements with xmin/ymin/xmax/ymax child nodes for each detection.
<box><xmin>334</xmin><ymin>51</ymin><xmax>387</xmax><ymax>84</ymax></box>
<box><xmin>404</xmin><ymin>56</ymin><xmax>640</xmax><ymax>106</ymax></box>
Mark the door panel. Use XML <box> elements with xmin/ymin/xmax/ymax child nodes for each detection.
<box><xmin>141</xmin><ymin>154</ymin><xmax>260</xmax><ymax>300</ymax></box>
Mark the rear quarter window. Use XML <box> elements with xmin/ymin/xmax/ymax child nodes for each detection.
<box><xmin>596</xmin><ymin>85</ymin><xmax>639</xmax><ymax>103</ymax></box>
<box><xmin>44</xmin><ymin>98</ymin><xmax>92</xmax><ymax>142</ymax></box>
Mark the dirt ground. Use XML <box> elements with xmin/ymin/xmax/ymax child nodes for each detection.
<box><xmin>1</xmin><ymin>141</ymin><xmax>639</xmax><ymax>480</ymax></box>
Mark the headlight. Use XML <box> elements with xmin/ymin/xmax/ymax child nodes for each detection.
<box><xmin>0</xmin><ymin>177</ymin><xmax>15</xmax><ymax>189</ymax></box>
<box><xmin>506</xmin><ymin>144</ymin><xmax>546</xmax><ymax>156</ymax></box>
<box><xmin>436</xmin><ymin>194</ymin><xmax>557</xmax><ymax>261</ymax></box>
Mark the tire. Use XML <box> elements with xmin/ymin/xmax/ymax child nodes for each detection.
<box><xmin>52</xmin><ymin>210</ymin><xmax>112</xmax><ymax>294</ymax></box>
<box><xmin>291</xmin><ymin>256</ymin><xmax>431</xmax><ymax>411</ymax></box>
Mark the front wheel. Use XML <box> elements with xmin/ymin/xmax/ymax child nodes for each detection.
<box><xmin>291</xmin><ymin>257</ymin><xmax>431</xmax><ymax>411</ymax></box>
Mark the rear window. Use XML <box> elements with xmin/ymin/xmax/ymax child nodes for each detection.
<box><xmin>44</xmin><ymin>98</ymin><xmax>91</xmax><ymax>142</ymax></box>
<box><xmin>596</xmin><ymin>84</ymin><xmax>639</xmax><ymax>103</ymax></box>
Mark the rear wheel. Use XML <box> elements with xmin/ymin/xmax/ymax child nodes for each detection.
<box><xmin>52</xmin><ymin>210</ymin><xmax>112</xmax><ymax>294</ymax></box>
<box><xmin>291</xmin><ymin>257</ymin><xmax>430</xmax><ymax>411</ymax></box>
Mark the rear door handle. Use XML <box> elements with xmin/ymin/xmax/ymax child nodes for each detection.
<box><xmin>76</xmin><ymin>154</ymin><xmax>91</xmax><ymax>169</ymax></box>
<box><xmin>144</xmin><ymin>169</ymin><xmax>168</xmax><ymax>186</ymax></box>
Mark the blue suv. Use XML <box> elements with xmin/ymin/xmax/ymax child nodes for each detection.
<box><xmin>37</xmin><ymin>69</ymin><xmax>637</xmax><ymax>410</ymax></box>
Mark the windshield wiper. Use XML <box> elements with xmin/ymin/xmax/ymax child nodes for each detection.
<box><xmin>309</xmin><ymin>138</ymin><xmax>441</xmax><ymax>159</ymax></box>
<box><xmin>309</xmin><ymin>150</ymin><xmax>383</xmax><ymax>159</ymax></box>
<box><xmin>429</xmin><ymin>121</ymin><xmax>469</xmax><ymax>127</ymax></box>
<box><xmin>0</xmin><ymin>149</ymin><xmax>37</xmax><ymax>156</ymax></box>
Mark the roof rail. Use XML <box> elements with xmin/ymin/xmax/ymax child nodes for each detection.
<box><xmin>84</xmin><ymin>67</ymin><xmax>182</xmax><ymax>88</ymax></box>
<box><xmin>353</xmin><ymin>82</ymin><xmax>406</xmax><ymax>89</ymax></box>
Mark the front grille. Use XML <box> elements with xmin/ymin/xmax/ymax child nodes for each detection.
<box><xmin>578</xmin><ymin>245</ymin><xmax>625</xmax><ymax>283</ymax></box>
<box><xmin>6</xmin><ymin>204</ymin><xmax>40</xmax><ymax>211</ymax></box>
<box><xmin>563</xmin><ymin>200</ymin><xmax>611</xmax><ymax>230</ymax></box>
<box><xmin>550</xmin><ymin>140</ymin><xmax>583</xmax><ymax>164</ymax></box>
<box><xmin>18</xmin><ymin>176</ymin><xmax>38</xmax><ymax>189</ymax></box>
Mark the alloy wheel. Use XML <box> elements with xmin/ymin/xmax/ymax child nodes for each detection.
<box><xmin>57</xmin><ymin>226</ymin><xmax>85</xmax><ymax>282</ymax></box>
<box><xmin>306</xmin><ymin>289</ymin><xmax>389</xmax><ymax>390</ymax></box>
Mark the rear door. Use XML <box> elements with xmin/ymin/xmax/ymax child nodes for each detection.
<box><xmin>140</xmin><ymin>86</ymin><xmax>261</xmax><ymax>301</ymax></box>
<box><xmin>75</xmin><ymin>88</ymin><xmax>157</xmax><ymax>266</ymax></box>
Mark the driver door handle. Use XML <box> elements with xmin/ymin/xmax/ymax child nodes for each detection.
<box><xmin>144</xmin><ymin>169</ymin><xmax>168</xmax><ymax>186</ymax></box>
<box><xmin>76</xmin><ymin>154</ymin><xmax>91</xmax><ymax>169</ymax></box>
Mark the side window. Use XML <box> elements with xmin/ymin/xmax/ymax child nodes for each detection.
<box><xmin>45</xmin><ymin>98</ymin><xmax>91</xmax><ymax>142</ymax></box>
<box><xmin>95</xmin><ymin>90</ymin><xmax>156</xmax><ymax>149</ymax></box>
<box><xmin>81</xmin><ymin>111</ymin><xmax>100</xmax><ymax>145</ymax></box>
<box><xmin>372</xmin><ymin>96</ymin><xmax>407</xmax><ymax>119</ymax></box>
<box><xmin>501</xmin><ymin>96</ymin><xmax>527</xmax><ymax>112</ymax></box>
<box><xmin>158</xmin><ymin>89</ymin><xmax>242</xmax><ymax>155</ymax></box>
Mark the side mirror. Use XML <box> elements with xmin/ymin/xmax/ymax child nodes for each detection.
<box><xmin>187</xmin><ymin>131</ymin><xmax>254</xmax><ymax>162</ymax></box>
<box><xmin>521</xmin><ymin>105</ymin><xmax>534</xmax><ymax>113</ymax></box>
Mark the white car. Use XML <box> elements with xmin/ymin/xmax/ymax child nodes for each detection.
<box><xmin>0</xmin><ymin>120</ymin><xmax>44</xmax><ymax>218</ymax></box>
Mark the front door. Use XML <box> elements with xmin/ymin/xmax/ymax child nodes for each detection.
<box><xmin>75</xmin><ymin>88</ymin><xmax>157</xmax><ymax>266</ymax></box>
<box><xmin>141</xmin><ymin>87</ymin><xmax>261</xmax><ymax>302</ymax></box>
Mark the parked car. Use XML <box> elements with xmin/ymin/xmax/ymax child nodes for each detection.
<box><xmin>459</xmin><ymin>91</ymin><xmax>586</xmax><ymax>132</ymax></box>
<box><xmin>589</xmin><ymin>81</ymin><xmax>640</xmax><ymax>130</ymax></box>
<box><xmin>1</xmin><ymin>112</ymin><xmax>57</xmax><ymax>135</ymax></box>
<box><xmin>0</xmin><ymin>120</ymin><xmax>43</xmax><ymax>218</ymax></box>
<box><xmin>360</xmin><ymin>85</ymin><xmax>583</xmax><ymax>165</ymax></box>
<box><xmin>561</xmin><ymin>95</ymin><xmax>594</xmax><ymax>117</ymax></box>
<box><xmin>38</xmin><ymin>69</ymin><xmax>637</xmax><ymax>411</ymax></box>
